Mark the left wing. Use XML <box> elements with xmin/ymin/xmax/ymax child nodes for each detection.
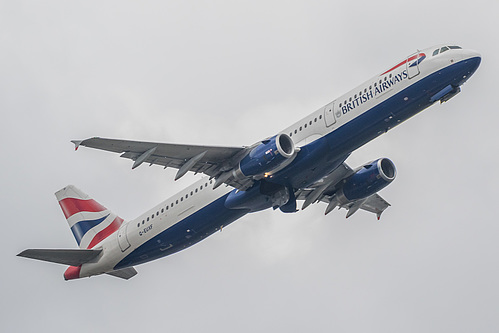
<box><xmin>72</xmin><ymin>137</ymin><xmax>254</xmax><ymax>190</ymax></box>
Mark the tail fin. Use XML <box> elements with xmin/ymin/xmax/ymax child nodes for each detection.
<box><xmin>55</xmin><ymin>185</ymin><xmax>124</xmax><ymax>249</ymax></box>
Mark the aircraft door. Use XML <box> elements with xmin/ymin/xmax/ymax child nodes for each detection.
<box><xmin>324</xmin><ymin>102</ymin><xmax>336</xmax><ymax>127</ymax></box>
<box><xmin>117</xmin><ymin>222</ymin><xmax>131</xmax><ymax>252</ymax></box>
<box><xmin>406</xmin><ymin>51</ymin><xmax>421</xmax><ymax>79</ymax></box>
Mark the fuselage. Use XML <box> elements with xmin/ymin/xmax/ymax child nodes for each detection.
<box><xmin>79</xmin><ymin>45</ymin><xmax>481</xmax><ymax>278</ymax></box>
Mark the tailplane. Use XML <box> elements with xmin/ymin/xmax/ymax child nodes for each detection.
<box><xmin>55</xmin><ymin>185</ymin><xmax>124</xmax><ymax>249</ymax></box>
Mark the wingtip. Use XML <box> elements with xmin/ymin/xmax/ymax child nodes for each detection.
<box><xmin>71</xmin><ymin>140</ymin><xmax>82</xmax><ymax>151</ymax></box>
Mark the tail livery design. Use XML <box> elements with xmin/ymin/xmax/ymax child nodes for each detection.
<box><xmin>18</xmin><ymin>186</ymin><xmax>137</xmax><ymax>280</ymax></box>
<box><xmin>56</xmin><ymin>185</ymin><xmax>123</xmax><ymax>249</ymax></box>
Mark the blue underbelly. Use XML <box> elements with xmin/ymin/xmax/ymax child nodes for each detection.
<box><xmin>115</xmin><ymin>194</ymin><xmax>249</xmax><ymax>269</ymax></box>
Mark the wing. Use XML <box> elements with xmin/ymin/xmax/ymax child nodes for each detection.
<box><xmin>296</xmin><ymin>162</ymin><xmax>391</xmax><ymax>219</ymax></box>
<box><xmin>72</xmin><ymin>137</ymin><xmax>253</xmax><ymax>190</ymax></box>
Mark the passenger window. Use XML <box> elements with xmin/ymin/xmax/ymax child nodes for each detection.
<box><xmin>354</xmin><ymin>94</ymin><xmax>357</xmax><ymax>99</ymax></box>
<box><xmin>432</xmin><ymin>49</ymin><xmax>439</xmax><ymax>56</ymax></box>
<box><xmin>200</xmin><ymin>185</ymin><xmax>203</xmax><ymax>190</ymax></box>
<box><xmin>147</xmin><ymin>217</ymin><xmax>149</xmax><ymax>222</ymax></box>
<box><xmin>289</xmin><ymin>132</ymin><xmax>292</xmax><ymax>137</ymax></box>
<box><xmin>195</xmin><ymin>188</ymin><xmax>198</xmax><ymax>193</ymax></box>
<box><xmin>171</xmin><ymin>203</ymin><xmax>173</xmax><ymax>207</ymax></box>
<box><xmin>294</xmin><ymin>129</ymin><xmax>297</xmax><ymax>134</ymax></box>
<box><xmin>137</xmin><ymin>223</ymin><xmax>140</xmax><ymax>227</ymax></box>
<box><xmin>166</xmin><ymin>206</ymin><xmax>169</xmax><ymax>210</ymax></box>
<box><xmin>161</xmin><ymin>209</ymin><xmax>164</xmax><ymax>213</ymax></box>
<box><xmin>309</xmin><ymin>120</ymin><xmax>312</xmax><ymax>125</ymax></box>
<box><xmin>304</xmin><ymin>124</ymin><xmax>307</xmax><ymax>128</ymax></box>
<box><xmin>152</xmin><ymin>214</ymin><xmax>154</xmax><ymax>219</ymax></box>
<box><xmin>319</xmin><ymin>115</ymin><xmax>322</xmax><ymax>119</ymax></box>
<box><xmin>156</xmin><ymin>212</ymin><xmax>159</xmax><ymax>216</ymax></box>
<box><xmin>440</xmin><ymin>46</ymin><xmax>449</xmax><ymax>53</ymax></box>
<box><xmin>180</xmin><ymin>197</ymin><xmax>183</xmax><ymax>202</ymax></box>
<box><xmin>176</xmin><ymin>200</ymin><xmax>178</xmax><ymax>204</ymax></box>
<box><xmin>314</xmin><ymin>118</ymin><xmax>317</xmax><ymax>122</ymax></box>
<box><xmin>349</xmin><ymin>97</ymin><xmax>352</xmax><ymax>102</ymax></box>
<box><xmin>299</xmin><ymin>126</ymin><xmax>302</xmax><ymax>131</ymax></box>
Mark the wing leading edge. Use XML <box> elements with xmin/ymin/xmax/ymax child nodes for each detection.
<box><xmin>73</xmin><ymin>137</ymin><xmax>253</xmax><ymax>190</ymax></box>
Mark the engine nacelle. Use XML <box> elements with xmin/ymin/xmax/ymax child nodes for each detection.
<box><xmin>238</xmin><ymin>134</ymin><xmax>296</xmax><ymax>177</ymax></box>
<box><xmin>224</xmin><ymin>181</ymin><xmax>291</xmax><ymax>212</ymax></box>
<box><xmin>337</xmin><ymin>158</ymin><xmax>396</xmax><ymax>203</ymax></box>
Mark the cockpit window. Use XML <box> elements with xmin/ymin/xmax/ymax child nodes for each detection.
<box><xmin>440</xmin><ymin>46</ymin><xmax>449</xmax><ymax>53</ymax></box>
<box><xmin>432</xmin><ymin>49</ymin><xmax>439</xmax><ymax>56</ymax></box>
<box><xmin>449</xmin><ymin>45</ymin><xmax>462</xmax><ymax>49</ymax></box>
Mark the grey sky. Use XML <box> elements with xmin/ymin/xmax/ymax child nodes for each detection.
<box><xmin>2</xmin><ymin>1</ymin><xmax>498</xmax><ymax>332</ymax></box>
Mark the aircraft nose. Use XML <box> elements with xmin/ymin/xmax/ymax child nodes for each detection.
<box><xmin>464</xmin><ymin>50</ymin><xmax>481</xmax><ymax>73</ymax></box>
<box><xmin>455</xmin><ymin>50</ymin><xmax>481</xmax><ymax>86</ymax></box>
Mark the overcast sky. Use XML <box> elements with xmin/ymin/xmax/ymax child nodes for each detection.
<box><xmin>2</xmin><ymin>1</ymin><xmax>498</xmax><ymax>332</ymax></box>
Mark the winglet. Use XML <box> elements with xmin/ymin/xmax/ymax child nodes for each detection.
<box><xmin>71</xmin><ymin>140</ymin><xmax>83</xmax><ymax>151</ymax></box>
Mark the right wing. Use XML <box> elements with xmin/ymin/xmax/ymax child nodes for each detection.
<box><xmin>296</xmin><ymin>162</ymin><xmax>391</xmax><ymax>219</ymax></box>
<box><xmin>72</xmin><ymin>137</ymin><xmax>254</xmax><ymax>190</ymax></box>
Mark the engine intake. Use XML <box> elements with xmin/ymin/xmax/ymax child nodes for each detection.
<box><xmin>238</xmin><ymin>134</ymin><xmax>296</xmax><ymax>177</ymax></box>
<box><xmin>337</xmin><ymin>158</ymin><xmax>396</xmax><ymax>202</ymax></box>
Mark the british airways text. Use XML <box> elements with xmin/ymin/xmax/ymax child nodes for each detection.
<box><xmin>341</xmin><ymin>70</ymin><xmax>408</xmax><ymax>115</ymax></box>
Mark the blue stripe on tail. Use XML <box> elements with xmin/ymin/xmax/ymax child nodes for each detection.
<box><xmin>71</xmin><ymin>215</ymin><xmax>110</xmax><ymax>245</ymax></box>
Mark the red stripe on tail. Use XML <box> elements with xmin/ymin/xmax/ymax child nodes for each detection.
<box><xmin>59</xmin><ymin>198</ymin><xmax>107</xmax><ymax>219</ymax></box>
<box><xmin>87</xmin><ymin>217</ymin><xmax>124</xmax><ymax>249</ymax></box>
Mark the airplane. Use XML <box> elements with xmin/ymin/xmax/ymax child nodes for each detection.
<box><xmin>18</xmin><ymin>44</ymin><xmax>481</xmax><ymax>280</ymax></box>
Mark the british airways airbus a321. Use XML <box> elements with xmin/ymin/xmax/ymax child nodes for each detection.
<box><xmin>19</xmin><ymin>45</ymin><xmax>480</xmax><ymax>280</ymax></box>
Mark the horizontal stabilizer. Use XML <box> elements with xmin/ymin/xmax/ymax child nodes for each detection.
<box><xmin>106</xmin><ymin>267</ymin><xmax>138</xmax><ymax>280</ymax></box>
<box><xmin>17</xmin><ymin>249</ymin><xmax>102</xmax><ymax>266</ymax></box>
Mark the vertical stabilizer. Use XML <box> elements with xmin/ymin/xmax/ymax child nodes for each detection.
<box><xmin>55</xmin><ymin>185</ymin><xmax>124</xmax><ymax>249</ymax></box>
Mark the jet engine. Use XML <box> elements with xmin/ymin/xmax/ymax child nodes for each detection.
<box><xmin>336</xmin><ymin>158</ymin><xmax>396</xmax><ymax>203</ymax></box>
<box><xmin>237</xmin><ymin>134</ymin><xmax>296</xmax><ymax>178</ymax></box>
<box><xmin>224</xmin><ymin>181</ymin><xmax>292</xmax><ymax>212</ymax></box>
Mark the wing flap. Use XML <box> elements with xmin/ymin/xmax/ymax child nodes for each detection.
<box><xmin>17</xmin><ymin>249</ymin><xmax>102</xmax><ymax>266</ymax></box>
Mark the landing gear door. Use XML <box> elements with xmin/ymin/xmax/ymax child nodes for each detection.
<box><xmin>406</xmin><ymin>51</ymin><xmax>421</xmax><ymax>79</ymax></box>
<box><xmin>324</xmin><ymin>102</ymin><xmax>336</xmax><ymax>127</ymax></box>
<box><xmin>117</xmin><ymin>223</ymin><xmax>131</xmax><ymax>252</ymax></box>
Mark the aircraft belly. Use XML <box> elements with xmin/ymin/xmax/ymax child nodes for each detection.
<box><xmin>114</xmin><ymin>194</ymin><xmax>249</xmax><ymax>269</ymax></box>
